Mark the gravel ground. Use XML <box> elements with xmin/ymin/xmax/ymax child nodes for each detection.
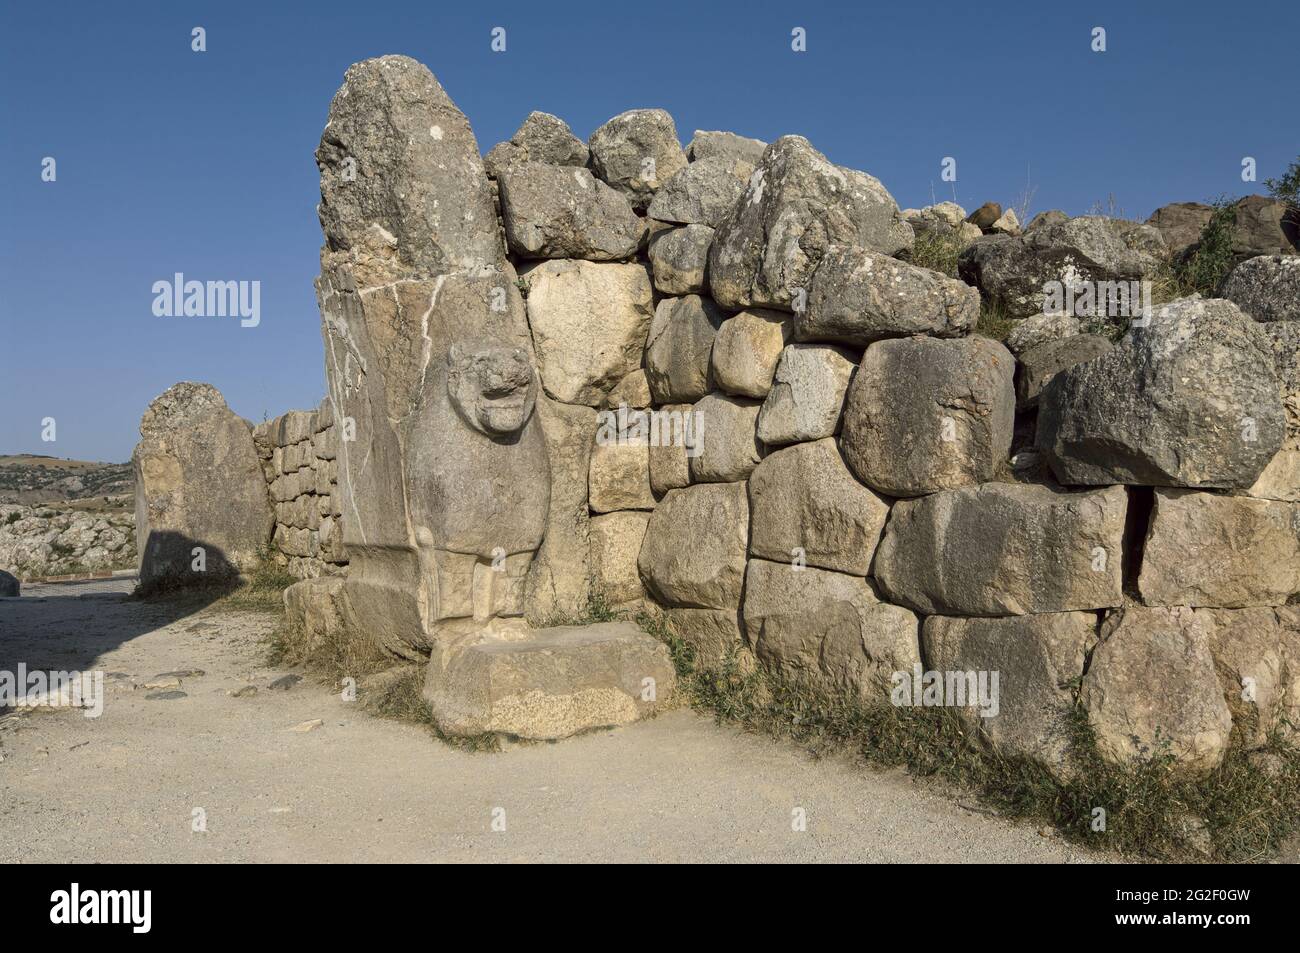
<box><xmin>0</xmin><ymin>578</ymin><xmax>1100</xmax><ymax>863</ymax></box>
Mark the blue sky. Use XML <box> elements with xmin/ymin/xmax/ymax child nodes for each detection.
<box><xmin>2</xmin><ymin>0</ymin><xmax>1297</xmax><ymax>462</ymax></box>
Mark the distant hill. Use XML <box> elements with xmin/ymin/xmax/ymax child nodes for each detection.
<box><xmin>0</xmin><ymin>454</ymin><xmax>134</xmax><ymax>505</ymax></box>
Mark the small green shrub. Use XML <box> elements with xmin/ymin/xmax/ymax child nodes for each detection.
<box><xmin>1174</xmin><ymin>198</ymin><xmax>1239</xmax><ymax>297</ymax></box>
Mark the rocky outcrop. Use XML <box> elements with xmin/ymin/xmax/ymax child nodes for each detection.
<box><xmin>1</xmin><ymin>504</ymin><xmax>135</xmax><ymax>579</ymax></box>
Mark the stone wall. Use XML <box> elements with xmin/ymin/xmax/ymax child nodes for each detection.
<box><xmin>270</xmin><ymin>54</ymin><xmax>1300</xmax><ymax>754</ymax></box>
<box><xmin>252</xmin><ymin>401</ymin><xmax>347</xmax><ymax>579</ymax></box>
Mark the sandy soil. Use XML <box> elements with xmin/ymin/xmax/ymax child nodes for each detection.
<box><xmin>0</xmin><ymin>578</ymin><xmax>1100</xmax><ymax>863</ymax></box>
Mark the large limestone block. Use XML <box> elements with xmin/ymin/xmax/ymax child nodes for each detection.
<box><xmin>524</xmin><ymin>398</ymin><xmax>596</xmax><ymax>625</ymax></box>
<box><xmin>590</xmin><ymin>511</ymin><xmax>651</xmax><ymax>606</ymax></box>
<box><xmin>316</xmin><ymin>55</ymin><xmax>499</xmax><ymax>274</ymax></box>
<box><xmin>874</xmin><ymin>483</ymin><xmax>1127</xmax><ymax>616</ymax></box>
<box><xmin>661</xmin><ymin>607</ymin><xmax>747</xmax><ymax>668</ymax></box>
<box><xmin>1147</xmin><ymin>202</ymin><xmax>1214</xmax><ymax>259</ymax></box>
<box><xmin>710</xmin><ymin>309</ymin><xmax>791</xmax><ymax>399</ymax></box>
<box><xmin>647</xmin><ymin>223</ymin><xmax>713</xmax><ymax>295</ymax></box>
<box><xmin>798</xmin><ymin>244</ymin><xmax>979</xmax><ymax>345</ymax></box>
<box><xmin>957</xmin><ymin>216</ymin><xmax>1167</xmax><ymax>319</ymax></box>
<box><xmin>423</xmin><ymin>622</ymin><xmax>676</xmax><ymax>739</ymax></box>
<box><xmin>645</xmin><ymin>295</ymin><xmax>725</xmax><ymax>403</ymax></box>
<box><xmin>499</xmin><ymin>163</ymin><xmax>644</xmax><ymax>260</ymax></box>
<box><xmin>589</xmin><ymin>416</ymin><xmax>656</xmax><ymax>513</ymax></box>
<box><xmin>1138</xmin><ymin>489</ymin><xmax>1300</xmax><ymax>608</ymax></box>
<box><xmin>1228</xmin><ymin>194</ymin><xmax>1300</xmax><ymax>259</ymax></box>
<box><xmin>1199</xmin><ymin>607</ymin><xmax>1288</xmax><ymax>749</ymax></box>
<box><xmin>587</xmin><ymin>109</ymin><xmax>688</xmax><ymax>211</ymax></box>
<box><xmin>134</xmin><ymin>382</ymin><xmax>274</xmax><ymax>588</ymax></box>
<box><xmin>708</xmin><ymin>136</ymin><xmax>913</xmax><ymax>311</ymax></box>
<box><xmin>755</xmin><ymin>343</ymin><xmax>856</xmax><ymax>446</ymax></box>
<box><xmin>687</xmin><ymin>393</ymin><xmax>763</xmax><ymax>483</ymax></box>
<box><xmin>283</xmin><ymin>575</ymin><xmax>350</xmax><ymax>656</ymax></box>
<box><xmin>748</xmin><ymin>438</ymin><xmax>888</xmax><ymax>576</ymax></box>
<box><xmin>603</xmin><ymin>369</ymin><xmax>652</xmax><ymax>410</ymax></box>
<box><xmin>1037</xmin><ymin>298</ymin><xmax>1285</xmax><ymax>488</ymax></box>
<box><xmin>523</xmin><ymin>260</ymin><xmax>654</xmax><ymax>407</ymax></box>
<box><xmin>647</xmin><ymin>155</ymin><xmax>749</xmax><ymax>227</ymax></box>
<box><xmin>1081</xmin><ymin>605</ymin><xmax>1233</xmax><ymax>773</ymax></box>
<box><xmin>921</xmin><ymin>613</ymin><xmax>1096</xmax><ymax>771</ymax></box>
<box><xmin>483</xmin><ymin>111</ymin><xmax>589</xmax><ymax>178</ymax></box>
<box><xmin>1219</xmin><ymin>255</ymin><xmax>1300</xmax><ymax>323</ymax></box>
<box><xmin>1005</xmin><ymin>313</ymin><xmax>1082</xmax><ymax>357</ymax></box>
<box><xmin>841</xmin><ymin>336</ymin><xmax>1015</xmax><ymax>497</ymax></box>
<box><xmin>638</xmin><ymin>482</ymin><xmax>748</xmax><ymax>609</ymax></box>
<box><xmin>743</xmin><ymin>559</ymin><xmax>920</xmax><ymax>700</ymax></box>
<box><xmin>647</xmin><ymin>403</ymin><xmax>695</xmax><ymax>495</ymax></box>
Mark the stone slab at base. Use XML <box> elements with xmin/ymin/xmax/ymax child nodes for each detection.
<box><xmin>423</xmin><ymin>622</ymin><xmax>675</xmax><ymax>739</ymax></box>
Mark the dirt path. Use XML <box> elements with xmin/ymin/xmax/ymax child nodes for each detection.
<box><xmin>0</xmin><ymin>579</ymin><xmax>1099</xmax><ymax>863</ymax></box>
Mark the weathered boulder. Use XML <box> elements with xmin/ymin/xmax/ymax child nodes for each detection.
<box><xmin>587</xmin><ymin>109</ymin><xmax>688</xmax><ymax>211</ymax></box>
<box><xmin>687</xmin><ymin>393</ymin><xmax>762</xmax><ymax>483</ymax></box>
<box><xmin>708</xmin><ymin>136</ymin><xmax>913</xmax><ymax>311</ymax></box>
<box><xmin>647</xmin><ymin>223</ymin><xmax>713</xmax><ymax>295</ymax></box>
<box><xmin>966</xmin><ymin>202</ymin><xmax>1002</xmax><ymax>231</ymax></box>
<box><xmin>958</xmin><ymin>217</ymin><xmax>1167</xmax><ymax>319</ymax></box>
<box><xmin>316</xmin><ymin>55</ymin><xmax>499</xmax><ymax>274</ymax></box>
<box><xmin>1005</xmin><ymin>312</ymin><xmax>1081</xmax><ymax>356</ymax></box>
<box><xmin>638</xmin><ymin>482</ymin><xmax>748</xmax><ymax>609</ymax></box>
<box><xmin>797</xmin><ymin>244</ymin><xmax>979</xmax><ymax>345</ymax></box>
<box><xmin>1219</xmin><ymin>255</ymin><xmax>1300</xmax><ymax>322</ymax></box>
<box><xmin>710</xmin><ymin>309</ymin><xmax>791</xmax><ymax>398</ymax></box>
<box><xmin>483</xmin><ymin>111</ymin><xmax>588</xmax><ymax>178</ymax></box>
<box><xmin>921</xmin><ymin>612</ymin><xmax>1096</xmax><ymax>770</ymax></box>
<box><xmin>647</xmin><ymin>155</ymin><xmax>749</xmax><ymax>227</ymax></box>
<box><xmin>748</xmin><ymin>438</ymin><xmax>888</xmax><ymax>576</ymax></box>
<box><xmin>1024</xmin><ymin>209</ymin><xmax>1068</xmax><ymax>232</ymax></box>
<box><xmin>134</xmin><ymin>382</ymin><xmax>274</xmax><ymax>589</ymax></box>
<box><xmin>755</xmin><ymin>343</ymin><xmax>855</xmax><ymax>446</ymax></box>
<box><xmin>990</xmin><ymin>208</ymin><xmax>1021</xmax><ymax>236</ymax></box>
<box><xmin>1228</xmin><ymin>194</ymin><xmax>1300</xmax><ymax>259</ymax></box>
<box><xmin>499</xmin><ymin>163</ymin><xmax>643</xmax><ymax>260</ymax></box>
<box><xmin>743</xmin><ymin>559</ymin><xmax>920</xmax><ymax>700</ymax></box>
<box><xmin>841</xmin><ymin>336</ymin><xmax>1015</xmax><ymax>497</ymax></box>
<box><xmin>1138</xmin><ymin>489</ymin><xmax>1300</xmax><ymax>608</ymax></box>
<box><xmin>524</xmin><ymin>398</ymin><xmax>596</xmax><ymax>625</ymax></box>
<box><xmin>1147</xmin><ymin>202</ymin><xmax>1214</xmax><ymax>259</ymax></box>
<box><xmin>522</xmin><ymin>260</ymin><xmax>654</xmax><ymax>406</ymax></box>
<box><xmin>590</xmin><ymin>511</ymin><xmax>651</xmax><ymax>606</ymax></box>
<box><xmin>874</xmin><ymin>483</ymin><xmax>1127</xmax><ymax>616</ymax></box>
<box><xmin>1081</xmin><ymin>605</ymin><xmax>1233</xmax><ymax>774</ymax></box>
<box><xmin>686</xmin><ymin>129</ymin><xmax>767</xmax><ymax>165</ymax></box>
<box><xmin>644</xmin><ymin>295</ymin><xmax>725</xmax><ymax>403</ymax></box>
<box><xmin>1016</xmin><ymin>333</ymin><xmax>1114</xmax><ymax>409</ymax></box>
<box><xmin>423</xmin><ymin>622</ymin><xmax>675</xmax><ymax>739</ymax></box>
<box><xmin>1037</xmin><ymin>298</ymin><xmax>1285</xmax><ymax>488</ymax></box>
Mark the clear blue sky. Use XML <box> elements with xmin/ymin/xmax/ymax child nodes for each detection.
<box><xmin>3</xmin><ymin>0</ymin><xmax>1297</xmax><ymax>462</ymax></box>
